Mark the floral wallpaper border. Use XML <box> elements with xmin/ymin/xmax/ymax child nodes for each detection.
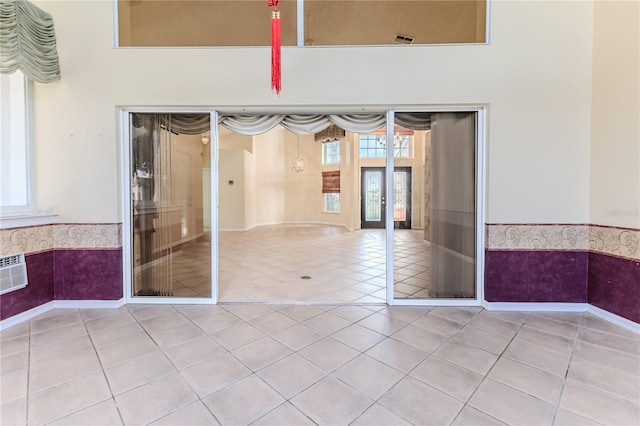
<box><xmin>487</xmin><ymin>224</ymin><xmax>640</xmax><ymax>261</ymax></box>
<box><xmin>1</xmin><ymin>223</ymin><xmax>122</xmax><ymax>256</ymax></box>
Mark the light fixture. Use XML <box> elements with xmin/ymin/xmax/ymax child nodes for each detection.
<box><xmin>201</xmin><ymin>133</ymin><xmax>210</xmax><ymax>145</ymax></box>
<box><xmin>377</xmin><ymin>133</ymin><xmax>404</xmax><ymax>148</ymax></box>
<box><xmin>291</xmin><ymin>135</ymin><xmax>306</xmax><ymax>173</ymax></box>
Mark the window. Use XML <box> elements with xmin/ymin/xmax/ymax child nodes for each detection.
<box><xmin>322</xmin><ymin>141</ymin><xmax>340</xmax><ymax>165</ymax></box>
<box><xmin>323</xmin><ymin>193</ymin><xmax>340</xmax><ymax>213</ymax></box>
<box><xmin>0</xmin><ymin>71</ymin><xmax>32</xmax><ymax>214</ymax></box>
<box><xmin>359</xmin><ymin>135</ymin><xmax>411</xmax><ymax>158</ymax></box>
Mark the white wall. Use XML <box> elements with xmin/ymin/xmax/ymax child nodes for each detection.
<box><xmin>589</xmin><ymin>0</ymin><xmax>640</xmax><ymax>229</ymax></box>
<box><xmin>32</xmin><ymin>1</ymin><xmax>595</xmax><ymax>225</ymax></box>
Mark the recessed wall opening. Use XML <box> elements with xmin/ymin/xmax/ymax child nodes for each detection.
<box><xmin>123</xmin><ymin>109</ymin><xmax>483</xmax><ymax>306</ymax></box>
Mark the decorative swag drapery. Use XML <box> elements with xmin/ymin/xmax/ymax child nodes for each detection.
<box><xmin>0</xmin><ymin>0</ymin><xmax>61</xmax><ymax>83</ymax></box>
<box><xmin>157</xmin><ymin>113</ymin><xmax>431</xmax><ymax>136</ymax></box>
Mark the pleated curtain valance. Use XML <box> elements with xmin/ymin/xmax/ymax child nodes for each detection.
<box><xmin>0</xmin><ymin>0</ymin><xmax>60</xmax><ymax>83</ymax></box>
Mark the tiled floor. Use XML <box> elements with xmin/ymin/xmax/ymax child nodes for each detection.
<box><xmin>1</xmin><ymin>304</ymin><xmax>638</xmax><ymax>425</ymax></box>
<box><xmin>220</xmin><ymin>225</ymin><xmax>430</xmax><ymax>302</ymax></box>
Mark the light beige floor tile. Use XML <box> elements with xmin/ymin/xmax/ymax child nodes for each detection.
<box><xmin>80</xmin><ymin>306</ymin><xmax>129</xmax><ymax>322</ymax></box>
<box><xmin>433</xmin><ymin>340</ymin><xmax>498</xmax><ymax>375</ymax></box>
<box><xmin>454</xmin><ymin>326</ymin><xmax>512</xmax><ymax>355</ymax></box>
<box><xmin>250</xmin><ymin>312</ymin><xmax>298</xmax><ymax>334</ymax></box>
<box><xmin>278</xmin><ymin>305</ymin><xmax>324</xmax><ymax>322</ymax></box>
<box><xmin>379</xmin><ymin>376</ymin><xmax>463</xmax><ymax>425</ymax></box>
<box><xmin>190</xmin><ymin>311</ymin><xmax>244</xmax><ymax>334</ymax></box>
<box><xmin>331</xmin><ymin>324</ymin><xmax>386</xmax><ymax>352</ymax></box>
<box><xmin>212</xmin><ymin>322</ymin><xmax>265</xmax><ymax>350</ymax></box>
<box><xmin>162</xmin><ymin>334</ymin><xmax>226</xmax><ymax>370</ymax></box>
<box><xmin>174</xmin><ymin>304</ymin><xmax>227</xmax><ymax>320</ymax></box>
<box><xmin>365</xmin><ymin>337</ymin><xmax>429</xmax><ymax>373</ymax></box>
<box><xmin>334</xmin><ymin>354</ymin><xmax>404</xmax><ymax>400</ymax></box>
<box><xmin>412</xmin><ymin>314</ymin><xmax>464</xmax><ymax>337</ymax></box>
<box><xmin>30</xmin><ymin>310</ymin><xmax>83</xmax><ymax>333</ymax></box>
<box><xmin>502</xmin><ymin>340</ymin><xmax>571</xmax><ymax>376</ymax></box>
<box><xmin>115</xmin><ymin>374</ymin><xmax>197</xmax><ymax>425</ymax></box>
<box><xmin>257</xmin><ymin>353</ymin><xmax>326</xmax><ymax>399</ymax></box>
<box><xmin>271</xmin><ymin>323</ymin><xmax>324</xmax><ymax>351</ymax></box>
<box><xmin>467</xmin><ymin>314</ymin><xmax>521</xmax><ymax>337</ymax></box>
<box><xmin>252</xmin><ymin>402</ymin><xmax>315</xmax><ymax>426</ymax></box>
<box><xmin>298</xmin><ymin>337</ymin><xmax>360</xmax><ymax>373</ymax></box>
<box><xmin>560</xmin><ymin>380</ymin><xmax>640</xmax><ymax>425</ymax></box>
<box><xmin>352</xmin><ymin>403</ymin><xmax>412</xmax><ymax>426</ymax></box>
<box><xmin>452</xmin><ymin>406</ymin><xmax>507</xmax><ymax>426</ymax></box>
<box><xmin>96</xmin><ymin>334</ymin><xmax>158</xmax><ymax>369</ymax></box>
<box><xmin>0</xmin><ymin>322</ymin><xmax>30</xmax><ymax>341</ymax></box>
<box><xmin>488</xmin><ymin>357</ymin><xmax>564</xmax><ymax>404</ymax></box>
<box><xmin>515</xmin><ymin>326</ymin><xmax>575</xmax><ymax>355</ymax></box>
<box><xmin>1</xmin><ymin>397</ymin><xmax>26</xmax><ymax>426</ymax></box>
<box><xmin>553</xmin><ymin>408</ymin><xmax>601</xmax><ymax>426</ymax></box>
<box><xmin>330</xmin><ymin>306</ymin><xmax>375</xmax><ymax>322</ymax></box>
<box><xmin>1</xmin><ymin>351</ymin><xmax>28</xmax><ymax>376</ymax></box>
<box><xmin>48</xmin><ymin>399</ymin><xmax>122</xmax><ymax>425</ymax></box>
<box><xmin>303</xmin><ymin>312</ymin><xmax>351</xmax><ymax>335</ymax></box>
<box><xmin>1</xmin><ymin>370</ymin><xmax>27</xmax><ymax>404</ymax></box>
<box><xmin>105</xmin><ymin>351</ymin><xmax>176</xmax><ymax>395</ymax></box>
<box><xmin>378</xmin><ymin>306</ymin><xmax>433</xmax><ymax>323</ymax></box>
<box><xmin>572</xmin><ymin>340</ymin><xmax>640</xmax><ymax>376</ymax></box>
<box><xmin>203</xmin><ymin>374</ymin><xmax>285</xmax><ymax>425</ymax></box>
<box><xmin>431</xmin><ymin>307</ymin><xmax>481</xmax><ymax>324</ymax></box>
<box><xmin>231</xmin><ymin>337</ymin><xmax>292</xmax><ymax>371</ymax></box>
<box><xmin>28</xmin><ymin>372</ymin><xmax>112</xmax><ymax>426</ymax></box>
<box><xmin>29</xmin><ymin>335</ymin><xmax>93</xmax><ymax>368</ymax></box>
<box><xmin>531</xmin><ymin>311</ymin><xmax>582</xmax><ymax>326</ymax></box>
<box><xmin>468</xmin><ymin>379</ymin><xmax>555</xmax><ymax>425</ymax></box>
<box><xmin>180</xmin><ymin>352</ymin><xmax>251</xmax><ymax>397</ymax></box>
<box><xmin>151</xmin><ymin>401</ymin><xmax>220</xmax><ymax>425</ymax></box>
<box><xmin>410</xmin><ymin>356</ymin><xmax>483</xmax><ymax>402</ymax></box>
<box><xmin>291</xmin><ymin>376</ymin><xmax>373</xmax><ymax>426</ymax></box>
<box><xmin>84</xmin><ymin>310</ymin><xmax>135</xmax><ymax>333</ymax></box>
<box><xmin>0</xmin><ymin>335</ymin><xmax>29</xmax><ymax>356</ymax></box>
<box><xmin>90</xmin><ymin>322</ymin><xmax>147</xmax><ymax>348</ymax></box>
<box><xmin>577</xmin><ymin>327</ymin><xmax>640</xmax><ymax>356</ymax></box>
<box><xmin>139</xmin><ymin>311</ymin><xmax>189</xmax><ymax>333</ymax></box>
<box><xmin>524</xmin><ymin>315</ymin><xmax>579</xmax><ymax>339</ymax></box>
<box><xmin>147</xmin><ymin>321</ymin><xmax>204</xmax><ymax>348</ymax></box>
<box><xmin>476</xmin><ymin>310</ymin><xmax>529</xmax><ymax>325</ymax></box>
<box><xmin>357</xmin><ymin>313</ymin><xmax>408</xmax><ymax>336</ymax></box>
<box><xmin>567</xmin><ymin>357</ymin><xmax>640</xmax><ymax>402</ymax></box>
<box><xmin>391</xmin><ymin>324</ymin><xmax>448</xmax><ymax>353</ymax></box>
<box><xmin>128</xmin><ymin>304</ymin><xmax>177</xmax><ymax>321</ymax></box>
<box><xmin>29</xmin><ymin>350</ymin><xmax>102</xmax><ymax>394</ymax></box>
<box><xmin>581</xmin><ymin>313</ymin><xmax>640</xmax><ymax>339</ymax></box>
<box><xmin>30</xmin><ymin>322</ymin><xmax>87</xmax><ymax>348</ymax></box>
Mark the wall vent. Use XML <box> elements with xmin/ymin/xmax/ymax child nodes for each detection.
<box><xmin>0</xmin><ymin>254</ymin><xmax>28</xmax><ymax>295</ymax></box>
<box><xmin>394</xmin><ymin>34</ymin><xmax>415</xmax><ymax>44</ymax></box>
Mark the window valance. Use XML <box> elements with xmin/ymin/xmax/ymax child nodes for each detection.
<box><xmin>0</xmin><ymin>0</ymin><xmax>61</xmax><ymax>83</ymax></box>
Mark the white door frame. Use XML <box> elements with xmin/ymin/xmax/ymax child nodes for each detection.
<box><xmin>119</xmin><ymin>105</ymin><xmax>486</xmax><ymax>306</ymax></box>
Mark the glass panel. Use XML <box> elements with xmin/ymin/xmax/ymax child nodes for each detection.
<box><xmin>322</xmin><ymin>141</ymin><xmax>340</xmax><ymax>164</ymax></box>
<box><xmin>305</xmin><ymin>1</ymin><xmax>486</xmax><ymax>46</ymax></box>
<box><xmin>364</xmin><ymin>171</ymin><xmax>382</xmax><ymax>221</ymax></box>
<box><xmin>393</xmin><ymin>112</ymin><xmax>476</xmax><ymax>300</ymax></box>
<box><xmin>118</xmin><ymin>0</ymin><xmax>298</xmax><ymax>47</ymax></box>
<box><xmin>324</xmin><ymin>193</ymin><xmax>340</xmax><ymax>212</ymax></box>
<box><xmin>393</xmin><ymin>171</ymin><xmax>407</xmax><ymax>222</ymax></box>
<box><xmin>130</xmin><ymin>113</ymin><xmax>211</xmax><ymax>297</ymax></box>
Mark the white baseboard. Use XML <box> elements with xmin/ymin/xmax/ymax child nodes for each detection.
<box><xmin>482</xmin><ymin>301</ymin><xmax>588</xmax><ymax>312</ymax></box>
<box><xmin>0</xmin><ymin>298</ymin><xmax>125</xmax><ymax>331</ymax></box>
<box><xmin>483</xmin><ymin>301</ymin><xmax>639</xmax><ymax>335</ymax></box>
<box><xmin>221</xmin><ymin>221</ymin><xmax>350</xmax><ymax>233</ymax></box>
<box><xmin>587</xmin><ymin>304</ymin><xmax>640</xmax><ymax>334</ymax></box>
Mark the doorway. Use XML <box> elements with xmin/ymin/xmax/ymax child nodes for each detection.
<box><xmin>361</xmin><ymin>167</ymin><xmax>412</xmax><ymax>229</ymax></box>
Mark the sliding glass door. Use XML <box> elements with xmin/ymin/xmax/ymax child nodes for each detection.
<box><xmin>127</xmin><ymin>113</ymin><xmax>213</xmax><ymax>301</ymax></box>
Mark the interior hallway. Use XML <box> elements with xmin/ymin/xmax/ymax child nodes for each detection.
<box><xmin>1</xmin><ymin>304</ymin><xmax>638</xmax><ymax>425</ymax></box>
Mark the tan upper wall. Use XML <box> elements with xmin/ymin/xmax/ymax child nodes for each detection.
<box><xmin>31</xmin><ymin>0</ymin><xmax>597</xmax><ymax>224</ymax></box>
<box><xmin>589</xmin><ymin>0</ymin><xmax>640</xmax><ymax>229</ymax></box>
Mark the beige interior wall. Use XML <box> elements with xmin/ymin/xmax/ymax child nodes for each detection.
<box><xmin>589</xmin><ymin>0</ymin><xmax>640</xmax><ymax>229</ymax></box>
<box><xmin>254</xmin><ymin>130</ymin><xmax>286</xmax><ymax>225</ymax></box>
<box><xmin>218</xmin><ymin>149</ymin><xmax>246</xmax><ymax>230</ymax></box>
<box><xmin>31</xmin><ymin>0</ymin><xmax>596</xmax><ymax>225</ymax></box>
<box><xmin>170</xmin><ymin>134</ymin><xmax>204</xmax><ymax>239</ymax></box>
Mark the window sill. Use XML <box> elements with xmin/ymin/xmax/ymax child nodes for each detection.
<box><xmin>0</xmin><ymin>211</ymin><xmax>58</xmax><ymax>229</ymax></box>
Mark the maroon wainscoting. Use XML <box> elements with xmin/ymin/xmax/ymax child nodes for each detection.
<box><xmin>484</xmin><ymin>250</ymin><xmax>589</xmax><ymax>303</ymax></box>
<box><xmin>0</xmin><ymin>251</ymin><xmax>55</xmax><ymax>321</ymax></box>
<box><xmin>588</xmin><ymin>252</ymin><xmax>640</xmax><ymax>323</ymax></box>
<box><xmin>54</xmin><ymin>249</ymin><xmax>123</xmax><ymax>300</ymax></box>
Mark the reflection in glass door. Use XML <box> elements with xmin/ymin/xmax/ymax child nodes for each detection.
<box><xmin>130</xmin><ymin>113</ymin><xmax>212</xmax><ymax>298</ymax></box>
<box><xmin>361</xmin><ymin>167</ymin><xmax>385</xmax><ymax>228</ymax></box>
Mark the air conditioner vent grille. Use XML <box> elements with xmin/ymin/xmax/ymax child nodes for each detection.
<box><xmin>0</xmin><ymin>253</ymin><xmax>28</xmax><ymax>295</ymax></box>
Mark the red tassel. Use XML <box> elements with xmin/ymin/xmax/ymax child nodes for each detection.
<box><xmin>268</xmin><ymin>1</ymin><xmax>281</xmax><ymax>94</ymax></box>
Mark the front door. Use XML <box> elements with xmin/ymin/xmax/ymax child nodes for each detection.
<box><xmin>361</xmin><ymin>167</ymin><xmax>412</xmax><ymax>229</ymax></box>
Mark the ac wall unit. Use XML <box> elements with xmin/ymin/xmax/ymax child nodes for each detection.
<box><xmin>0</xmin><ymin>254</ymin><xmax>28</xmax><ymax>295</ymax></box>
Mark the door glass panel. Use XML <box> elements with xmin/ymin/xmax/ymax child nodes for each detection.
<box><xmin>365</xmin><ymin>171</ymin><xmax>382</xmax><ymax>221</ymax></box>
<box><xmin>393</xmin><ymin>112</ymin><xmax>476</xmax><ymax>300</ymax></box>
<box><xmin>130</xmin><ymin>113</ymin><xmax>211</xmax><ymax>298</ymax></box>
